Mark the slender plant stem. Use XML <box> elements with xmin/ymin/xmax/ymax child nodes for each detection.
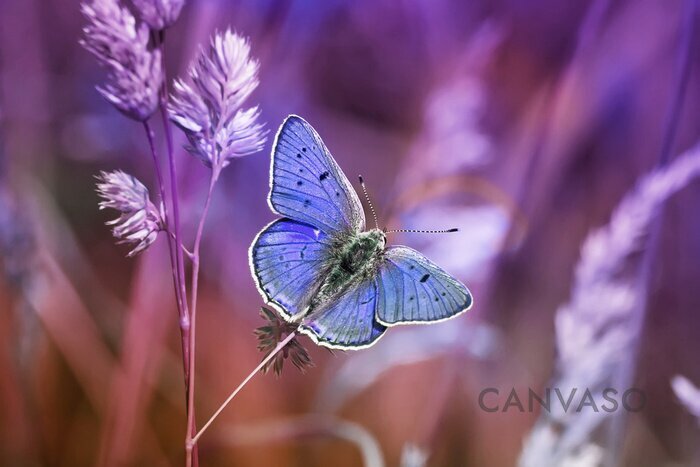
<box><xmin>143</xmin><ymin>123</ymin><xmax>196</xmax><ymax>461</ymax></box>
<box><xmin>143</xmin><ymin>120</ymin><xmax>187</xmax><ymax>337</ymax></box>
<box><xmin>142</xmin><ymin>121</ymin><xmax>168</xmax><ymax>221</ymax></box>
<box><xmin>607</xmin><ymin>0</ymin><xmax>697</xmax><ymax>464</ymax></box>
<box><xmin>159</xmin><ymin>70</ymin><xmax>190</xmax><ymax>340</ymax></box>
<box><xmin>144</xmin><ymin>120</ymin><xmax>197</xmax><ymax>464</ymax></box>
<box><xmin>184</xmin><ymin>168</ymin><xmax>219</xmax><ymax>467</ymax></box>
<box><xmin>189</xmin><ymin>331</ymin><xmax>298</xmax><ymax>448</ymax></box>
<box><xmin>150</xmin><ymin>29</ymin><xmax>191</xmax><ymax>374</ymax></box>
<box><xmin>153</xmin><ymin>29</ymin><xmax>198</xmax><ymax>467</ymax></box>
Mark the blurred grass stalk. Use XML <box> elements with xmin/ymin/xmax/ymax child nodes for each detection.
<box><xmin>607</xmin><ymin>0</ymin><xmax>697</xmax><ymax>462</ymax></box>
<box><xmin>96</xmin><ymin>247</ymin><xmax>174</xmax><ymax>466</ymax></box>
<box><xmin>519</xmin><ymin>140</ymin><xmax>700</xmax><ymax>467</ymax></box>
<box><xmin>0</xmin><ymin>199</ymin><xmax>165</xmax><ymax>463</ymax></box>
<box><xmin>516</xmin><ymin>0</ymin><xmax>698</xmax><ymax>464</ymax></box>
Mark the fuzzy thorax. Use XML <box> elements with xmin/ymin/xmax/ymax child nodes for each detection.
<box><xmin>305</xmin><ymin>229</ymin><xmax>386</xmax><ymax>315</ymax></box>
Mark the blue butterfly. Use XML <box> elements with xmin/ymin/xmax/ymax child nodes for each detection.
<box><xmin>249</xmin><ymin>115</ymin><xmax>473</xmax><ymax>350</ymax></box>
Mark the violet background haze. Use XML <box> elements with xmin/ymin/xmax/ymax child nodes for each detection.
<box><xmin>1</xmin><ymin>0</ymin><xmax>700</xmax><ymax>466</ymax></box>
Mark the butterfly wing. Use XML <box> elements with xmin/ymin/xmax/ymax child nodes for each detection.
<box><xmin>376</xmin><ymin>246</ymin><xmax>472</xmax><ymax>325</ymax></box>
<box><xmin>300</xmin><ymin>277</ymin><xmax>386</xmax><ymax>350</ymax></box>
<box><xmin>268</xmin><ymin>115</ymin><xmax>365</xmax><ymax>235</ymax></box>
<box><xmin>249</xmin><ymin>218</ymin><xmax>333</xmax><ymax>320</ymax></box>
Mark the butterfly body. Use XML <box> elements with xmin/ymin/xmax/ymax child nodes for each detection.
<box><xmin>250</xmin><ymin>115</ymin><xmax>472</xmax><ymax>350</ymax></box>
<box><xmin>309</xmin><ymin>228</ymin><xmax>387</xmax><ymax>314</ymax></box>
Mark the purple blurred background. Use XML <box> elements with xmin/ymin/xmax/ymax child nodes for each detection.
<box><xmin>2</xmin><ymin>0</ymin><xmax>700</xmax><ymax>465</ymax></box>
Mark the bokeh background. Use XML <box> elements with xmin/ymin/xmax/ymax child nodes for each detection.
<box><xmin>2</xmin><ymin>0</ymin><xmax>700</xmax><ymax>466</ymax></box>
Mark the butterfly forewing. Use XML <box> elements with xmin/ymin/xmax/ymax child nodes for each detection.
<box><xmin>376</xmin><ymin>246</ymin><xmax>473</xmax><ymax>325</ymax></box>
<box><xmin>250</xmin><ymin>218</ymin><xmax>333</xmax><ymax>320</ymax></box>
<box><xmin>300</xmin><ymin>277</ymin><xmax>386</xmax><ymax>349</ymax></box>
<box><xmin>269</xmin><ymin>115</ymin><xmax>365</xmax><ymax>235</ymax></box>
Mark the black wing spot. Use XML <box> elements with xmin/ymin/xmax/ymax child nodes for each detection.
<box><xmin>303</xmin><ymin>199</ymin><xmax>311</xmax><ymax>207</ymax></box>
<box><xmin>420</xmin><ymin>274</ymin><xmax>430</xmax><ymax>283</ymax></box>
<box><xmin>336</xmin><ymin>191</ymin><xmax>340</xmax><ymax>197</ymax></box>
<box><xmin>441</xmin><ymin>292</ymin><xmax>447</xmax><ymax>297</ymax></box>
<box><xmin>278</xmin><ymin>255</ymin><xmax>284</xmax><ymax>261</ymax></box>
<box><xmin>434</xmin><ymin>297</ymin><xmax>439</xmax><ymax>302</ymax></box>
<box><xmin>409</xmin><ymin>296</ymin><xmax>414</xmax><ymax>301</ymax></box>
<box><xmin>300</xmin><ymin>251</ymin><xmax>305</xmax><ymax>259</ymax></box>
<box><xmin>297</xmin><ymin>181</ymin><xmax>303</xmax><ymax>186</ymax></box>
<box><xmin>299</xmin><ymin>168</ymin><xmax>304</xmax><ymax>173</ymax></box>
<box><xmin>319</xmin><ymin>171</ymin><xmax>329</xmax><ymax>181</ymax></box>
<box><xmin>409</xmin><ymin>265</ymin><xmax>415</xmax><ymax>270</ymax></box>
<box><xmin>264</xmin><ymin>287</ymin><xmax>270</xmax><ymax>293</ymax></box>
<box><xmin>302</xmin><ymin>147</ymin><xmax>307</xmax><ymax>152</ymax></box>
<box><xmin>296</xmin><ymin>153</ymin><xmax>302</xmax><ymax>159</ymax></box>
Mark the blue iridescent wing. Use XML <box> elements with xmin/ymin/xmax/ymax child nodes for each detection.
<box><xmin>249</xmin><ymin>218</ymin><xmax>332</xmax><ymax>320</ymax></box>
<box><xmin>376</xmin><ymin>246</ymin><xmax>472</xmax><ymax>325</ymax></box>
<box><xmin>268</xmin><ymin>115</ymin><xmax>365</xmax><ymax>235</ymax></box>
<box><xmin>300</xmin><ymin>278</ymin><xmax>387</xmax><ymax>349</ymax></box>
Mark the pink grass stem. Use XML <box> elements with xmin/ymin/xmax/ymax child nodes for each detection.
<box><xmin>161</xmin><ymin>96</ymin><xmax>190</xmax><ymax>338</ymax></box>
<box><xmin>144</xmin><ymin>120</ymin><xmax>193</xmax><ymax>453</ymax></box>
<box><xmin>184</xmin><ymin>167</ymin><xmax>219</xmax><ymax>467</ymax></box>
<box><xmin>152</xmin><ymin>29</ymin><xmax>190</xmax><ymax>348</ymax></box>
<box><xmin>154</xmin><ymin>28</ymin><xmax>197</xmax><ymax>466</ymax></box>
<box><xmin>143</xmin><ymin>120</ymin><xmax>187</xmax><ymax>334</ymax></box>
<box><xmin>189</xmin><ymin>331</ymin><xmax>298</xmax><ymax>448</ymax></box>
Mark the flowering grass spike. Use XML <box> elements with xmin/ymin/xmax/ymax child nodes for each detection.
<box><xmin>96</xmin><ymin>170</ymin><xmax>164</xmax><ymax>257</ymax></box>
<box><xmin>519</xmin><ymin>143</ymin><xmax>700</xmax><ymax>467</ymax></box>
<box><xmin>81</xmin><ymin>0</ymin><xmax>163</xmax><ymax>120</ymax></box>
<box><xmin>169</xmin><ymin>29</ymin><xmax>266</xmax><ymax>170</ymax></box>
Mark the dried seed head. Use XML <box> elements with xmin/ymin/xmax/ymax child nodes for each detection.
<box><xmin>96</xmin><ymin>170</ymin><xmax>164</xmax><ymax>257</ymax></box>
<box><xmin>169</xmin><ymin>29</ymin><xmax>267</xmax><ymax>170</ymax></box>
<box><xmin>81</xmin><ymin>0</ymin><xmax>163</xmax><ymax>120</ymax></box>
<box><xmin>132</xmin><ymin>0</ymin><xmax>185</xmax><ymax>30</ymax></box>
<box><xmin>255</xmin><ymin>307</ymin><xmax>313</xmax><ymax>376</ymax></box>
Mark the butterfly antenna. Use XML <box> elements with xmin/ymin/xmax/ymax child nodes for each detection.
<box><xmin>385</xmin><ymin>228</ymin><xmax>459</xmax><ymax>234</ymax></box>
<box><xmin>358</xmin><ymin>175</ymin><xmax>380</xmax><ymax>230</ymax></box>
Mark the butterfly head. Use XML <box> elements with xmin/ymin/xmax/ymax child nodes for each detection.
<box><xmin>367</xmin><ymin>228</ymin><xmax>387</xmax><ymax>250</ymax></box>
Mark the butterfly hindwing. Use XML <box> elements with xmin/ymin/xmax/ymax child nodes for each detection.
<box><xmin>249</xmin><ymin>218</ymin><xmax>332</xmax><ymax>320</ymax></box>
<box><xmin>300</xmin><ymin>277</ymin><xmax>387</xmax><ymax>349</ymax></box>
<box><xmin>269</xmin><ymin>115</ymin><xmax>365</xmax><ymax>235</ymax></box>
<box><xmin>376</xmin><ymin>246</ymin><xmax>472</xmax><ymax>325</ymax></box>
